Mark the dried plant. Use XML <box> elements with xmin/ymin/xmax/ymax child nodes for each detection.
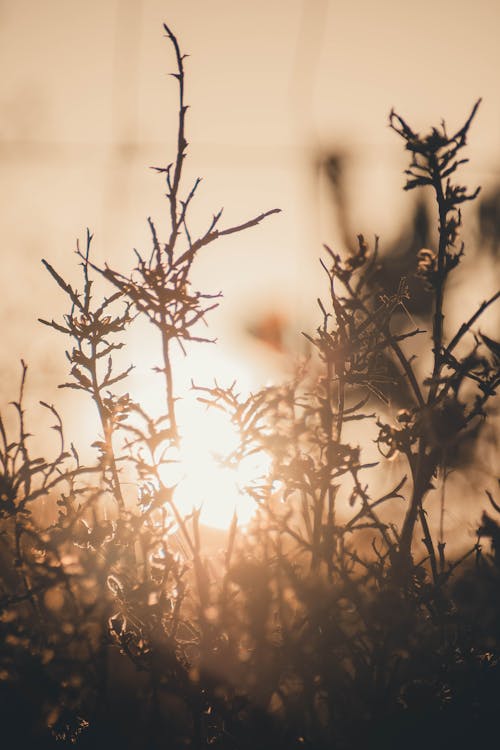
<box><xmin>0</xmin><ymin>24</ymin><xmax>499</xmax><ymax>750</ymax></box>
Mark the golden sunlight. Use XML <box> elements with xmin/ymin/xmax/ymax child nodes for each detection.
<box><xmin>125</xmin><ymin>327</ymin><xmax>276</xmax><ymax>530</ymax></box>
<box><xmin>163</xmin><ymin>395</ymin><xmax>270</xmax><ymax>530</ymax></box>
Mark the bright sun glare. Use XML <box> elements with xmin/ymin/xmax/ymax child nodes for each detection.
<box><xmin>165</xmin><ymin>397</ymin><xmax>269</xmax><ymax>530</ymax></box>
<box><xmin>126</xmin><ymin>337</ymin><xmax>273</xmax><ymax>531</ymax></box>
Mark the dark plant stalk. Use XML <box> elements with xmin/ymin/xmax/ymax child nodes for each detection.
<box><xmin>390</xmin><ymin>337</ymin><xmax>425</xmax><ymax>408</ymax></box>
<box><xmin>428</xmin><ymin>158</ymin><xmax>449</xmax><ymax>401</ymax></box>
<box><xmin>160</xmin><ymin>323</ymin><xmax>179</xmax><ymax>443</ymax></box>
<box><xmin>391</xmin><ymin>101</ymin><xmax>485</xmax><ymax>575</ymax></box>
<box><xmin>88</xmin><ymin>338</ymin><xmax>125</xmax><ymax>509</ymax></box>
<box><xmin>163</xmin><ymin>22</ymin><xmax>187</xmax><ymax>254</ymax></box>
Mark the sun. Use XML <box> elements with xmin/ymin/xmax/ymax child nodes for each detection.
<box><xmin>164</xmin><ymin>394</ymin><xmax>269</xmax><ymax>530</ymax></box>
<box><xmin>126</xmin><ymin>336</ymin><xmax>273</xmax><ymax>531</ymax></box>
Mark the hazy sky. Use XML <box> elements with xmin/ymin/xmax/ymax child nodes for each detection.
<box><xmin>1</xmin><ymin>0</ymin><xmax>499</xmax><ymax>421</ymax></box>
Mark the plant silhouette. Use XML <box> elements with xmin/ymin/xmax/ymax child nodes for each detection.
<box><xmin>0</xmin><ymin>24</ymin><xmax>499</xmax><ymax>750</ymax></box>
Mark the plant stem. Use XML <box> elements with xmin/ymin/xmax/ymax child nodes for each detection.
<box><xmin>429</xmin><ymin>157</ymin><xmax>448</xmax><ymax>402</ymax></box>
<box><xmin>399</xmin><ymin>439</ymin><xmax>425</xmax><ymax>567</ymax></box>
<box><xmin>90</xmin><ymin>341</ymin><xmax>125</xmax><ymax>510</ymax></box>
<box><xmin>160</xmin><ymin>326</ymin><xmax>179</xmax><ymax>443</ymax></box>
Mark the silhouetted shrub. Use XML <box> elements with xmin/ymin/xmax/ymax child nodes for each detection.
<box><xmin>1</xmin><ymin>24</ymin><xmax>499</xmax><ymax>750</ymax></box>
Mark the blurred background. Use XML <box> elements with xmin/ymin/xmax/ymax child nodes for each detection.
<box><xmin>0</xmin><ymin>0</ymin><xmax>499</xmax><ymax>528</ymax></box>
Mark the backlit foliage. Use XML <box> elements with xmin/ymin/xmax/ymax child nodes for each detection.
<box><xmin>1</xmin><ymin>24</ymin><xmax>499</xmax><ymax>750</ymax></box>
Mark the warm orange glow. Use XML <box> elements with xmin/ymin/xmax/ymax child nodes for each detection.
<box><xmin>161</xmin><ymin>392</ymin><xmax>271</xmax><ymax>530</ymax></box>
